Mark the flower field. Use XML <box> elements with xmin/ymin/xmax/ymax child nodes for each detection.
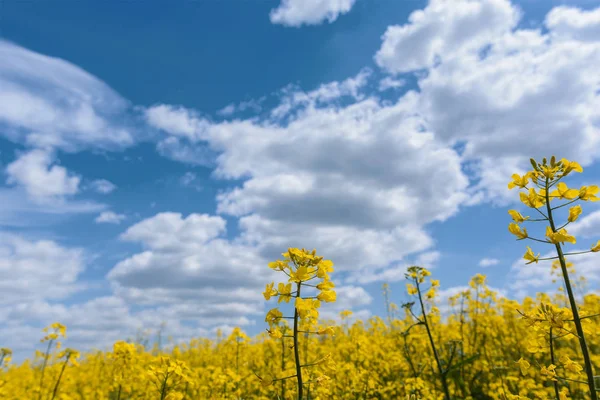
<box><xmin>1</xmin><ymin>157</ymin><xmax>599</xmax><ymax>400</ymax></box>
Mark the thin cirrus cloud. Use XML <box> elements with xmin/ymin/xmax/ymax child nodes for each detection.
<box><xmin>0</xmin><ymin>39</ymin><xmax>137</xmax><ymax>153</ymax></box>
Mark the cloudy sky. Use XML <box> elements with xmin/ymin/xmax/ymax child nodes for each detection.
<box><xmin>1</xmin><ymin>0</ymin><xmax>599</xmax><ymax>360</ymax></box>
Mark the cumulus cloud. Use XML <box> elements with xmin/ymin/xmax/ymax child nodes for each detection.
<box><xmin>0</xmin><ymin>233</ymin><xmax>86</xmax><ymax>304</ymax></box>
<box><xmin>373</xmin><ymin>1</ymin><xmax>600</xmax><ymax>206</ymax></box>
<box><xmin>95</xmin><ymin>211</ymin><xmax>126</xmax><ymax>224</ymax></box>
<box><xmin>270</xmin><ymin>0</ymin><xmax>357</xmax><ymax>27</ymax></box>
<box><xmin>106</xmin><ymin>213</ymin><xmax>277</xmax><ymax>330</ymax></box>
<box><xmin>545</xmin><ymin>5</ymin><xmax>600</xmax><ymax>42</ymax></box>
<box><xmin>375</xmin><ymin>0</ymin><xmax>521</xmax><ymax>74</ymax></box>
<box><xmin>5</xmin><ymin>149</ymin><xmax>80</xmax><ymax>200</ymax></box>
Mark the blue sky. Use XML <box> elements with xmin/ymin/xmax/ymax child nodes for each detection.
<box><xmin>1</xmin><ymin>0</ymin><xmax>600</xmax><ymax>359</ymax></box>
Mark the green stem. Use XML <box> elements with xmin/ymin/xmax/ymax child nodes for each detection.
<box><xmin>294</xmin><ymin>281</ymin><xmax>303</xmax><ymax>400</ymax></box>
<box><xmin>159</xmin><ymin>372</ymin><xmax>170</xmax><ymax>400</ymax></box>
<box><xmin>416</xmin><ymin>278</ymin><xmax>451</xmax><ymax>400</ymax></box>
<box><xmin>38</xmin><ymin>339</ymin><xmax>54</xmax><ymax>400</ymax></box>
<box><xmin>50</xmin><ymin>355</ymin><xmax>70</xmax><ymax>400</ymax></box>
<box><xmin>549</xmin><ymin>328</ymin><xmax>560</xmax><ymax>400</ymax></box>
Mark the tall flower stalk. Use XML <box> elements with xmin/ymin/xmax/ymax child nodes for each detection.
<box><xmin>507</xmin><ymin>156</ymin><xmax>600</xmax><ymax>399</ymax></box>
<box><xmin>404</xmin><ymin>266</ymin><xmax>451</xmax><ymax>400</ymax></box>
<box><xmin>259</xmin><ymin>247</ymin><xmax>337</xmax><ymax>399</ymax></box>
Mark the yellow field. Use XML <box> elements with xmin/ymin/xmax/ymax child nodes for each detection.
<box><xmin>1</xmin><ymin>157</ymin><xmax>598</xmax><ymax>400</ymax></box>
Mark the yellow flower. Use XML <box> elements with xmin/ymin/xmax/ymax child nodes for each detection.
<box><xmin>508</xmin><ymin>173</ymin><xmax>531</xmax><ymax>190</ymax></box>
<box><xmin>550</xmin><ymin>182</ymin><xmax>579</xmax><ymax>200</ymax></box>
<box><xmin>508</xmin><ymin>223</ymin><xmax>528</xmax><ymax>240</ymax></box>
<box><xmin>268</xmin><ymin>260</ymin><xmax>288</xmax><ymax>271</ymax></box>
<box><xmin>515</xmin><ymin>357</ymin><xmax>530</xmax><ymax>375</ymax></box>
<box><xmin>277</xmin><ymin>282</ymin><xmax>293</xmax><ymax>304</ymax></box>
<box><xmin>317</xmin><ymin>326</ymin><xmax>336</xmax><ymax>336</ymax></box>
<box><xmin>317</xmin><ymin>290</ymin><xmax>337</xmax><ymax>303</ymax></box>
<box><xmin>259</xmin><ymin>374</ymin><xmax>274</xmax><ymax>387</ymax></box>
<box><xmin>567</xmin><ymin>205</ymin><xmax>582</xmax><ymax>222</ymax></box>
<box><xmin>579</xmin><ymin>185</ymin><xmax>600</xmax><ymax>201</ymax></box>
<box><xmin>523</xmin><ymin>247</ymin><xmax>540</xmax><ymax>264</ymax></box>
<box><xmin>545</xmin><ymin>226</ymin><xmax>576</xmax><ymax>245</ymax></box>
<box><xmin>263</xmin><ymin>282</ymin><xmax>277</xmax><ymax>301</ymax></box>
<box><xmin>265</xmin><ymin>308</ymin><xmax>283</xmax><ymax>324</ymax></box>
<box><xmin>316</xmin><ymin>259</ymin><xmax>334</xmax><ymax>279</ymax></box>
<box><xmin>406</xmin><ymin>284</ymin><xmax>418</xmax><ymax>296</ymax></box>
<box><xmin>508</xmin><ymin>210</ymin><xmax>529</xmax><ymax>224</ymax></box>
<box><xmin>591</xmin><ymin>240</ymin><xmax>600</xmax><ymax>252</ymax></box>
<box><xmin>295</xmin><ymin>298</ymin><xmax>320</xmax><ymax>320</ymax></box>
<box><xmin>540</xmin><ymin>364</ymin><xmax>557</xmax><ymax>381</ymax></box>
<box><xmin>316</xmin><ymin>279</ymin><xmax>335</xmax><ymax>290</ymax></box>
<box><xmin>267</xmin><ymin>327</ymin><xmax>283</xmax><ymax>339</ymax></box>
<box><xmin>560</xmin><ymin>158</ymin><xmax>583</xmax><ymax>176</ymax></box>
<box><xmin>289</xmin><ymin>265</ymin><xmax>311</xmax><ymax>283</ymax></box>
<box><xmin>520</xmin><ymin>188</ymin><xmax>546</xmax><ymax>208</ymax></box>
<box><xmin>559</xmin><ymin>355</ymin><xmax>583</xmax><ymax>374</ymax></box>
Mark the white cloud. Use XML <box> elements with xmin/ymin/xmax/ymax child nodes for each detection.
<box><xmin>155</xmin><ymin>137</ymin><xmax>215</xmax><ymax>166</ymax></box>
<box><xmin>107</xmin><ymin>213</ymin><xmax>278</xmax><ymax>324</ymax></box>
<box><xmin>180</xmin><ymin>172</ymin><xmax>196</xmax><ymax>186</ymax></box>
<box><xmin>179</xmin><ymin>172</ymin><xmax>203</xmax><ymax>191</ymax></box>
<box><xmin>0</xmin><ymin>187</ymin><xmax>105</xmax><ymax>227</ymax></box>
<box><xmin>270</xmin><ymin>0</ymin><xmax>357</xmax><ymax>27</ymax></box>
<box><xmin>375</xmin><ymin>0</ymin><xmax>521</xmax><ymax>74</ymax></box>
<box><xmin>545</xmin><ymin>5</ymin><xmax>600</xmax><ymax>42</ymax></box>
<box><xmin>145</xmin><ymin>104</ymin><xmax>208</xmax><ymax>142</ymax></box>
<box><xmin>319</xmin><ymin>285</ymin><xmax>373</xmax><ymax>321</ymax></box>
<box><xmin>383</xmin><ymin>3</ymin><xmax>600</xmax><ymax>206</ymax></box>
<box><xmin>217</xmin><ymin>97</ymin><xmax>265</xmax><ymax>117</ymax></box>
<box><xmin>0</xmin><ymin>233</ymin><xmax>86</xmax><ymax>304</ymax></box>
<box><xmin>5</xmin><ymin>149</ymin><xmax>80</xmax><ymax>200</ymax></box>
<box><xmin>95</xmin><ymin>211</ymin><xmax>126</xmax><ymax>224</ymax></box>
<box><xmin>415</xmin><ymin>251</ymin><xmax>441</xmax><ymax>269</ymax></box>
<box><xmin>344</xmin><ymin>252</ymin><xmax>440</xmax><ymax>285</ymax></box>
<box><xmin>568</xmin><ymin>209</ymin><xmax>600</xmax><ymax>239</ymax></box>
<box><xmin>479</xmin><ymin>257</ymin><xmax>500</xmax><ymax>267</ymax></box>
<box><xmin>509</xmin><ymin>248</ymin><xmax>600</xmax><ymax>295</ymax></box>
<box><xmin>147</xmin><ymin>70</ymin><xmax>470</xmax><ymax>276</ymax></box>
<box><xmin>378</xmin><ymin>76</ymin><xmax>406</xmax><ymax>91</ymax></box>
<box><xmin>217</xmin><ymin>104</ymin><xmax>236</xmax><ymax>116</ymax></box>
<box><xmin>89</xmin><ymin>179</ymin><xmax>117</xmax><ymax>194</ymax></box>
<box><xmin>0</xmin><ymin>39</ymin><xmax>135</xmax><ymax>152</ymax></box>
<box><xmin>270</xmin><ymin>68</ymin><xmax>372</xmax><ymax>120</ymax></box>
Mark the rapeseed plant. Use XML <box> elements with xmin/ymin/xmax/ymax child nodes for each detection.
<box><xmin>260</xmin><ymin>247</ymin><xmax>337</xmax><ymax>400</ymax></box>
<box><xmin>508</xmin><ymin>156</ymin><xmax>599</xmax><ymax>399</ymax></box>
